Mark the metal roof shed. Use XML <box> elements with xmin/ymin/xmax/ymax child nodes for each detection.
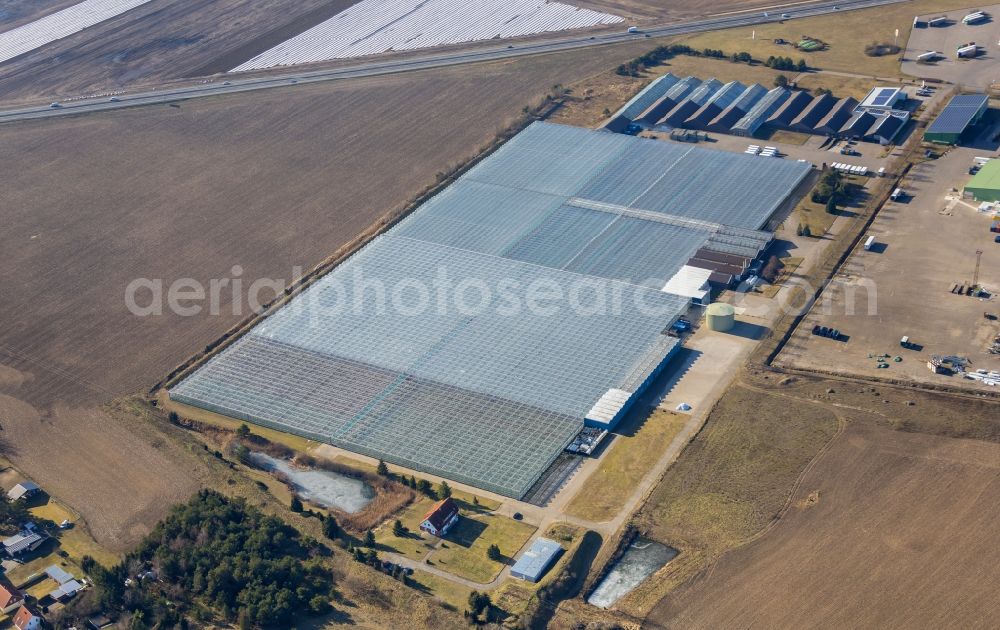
<box><xmin>612</xmin><ymin>73</ymin><xmax>680</xmax><ymax>120</ymax></box>
<box><xmin>45</xmin><ymin>565</ymin><xmax>74</xmax><ymax>585</ymax></box>
<box><xmin>966</xmin><ymin>159</ymin><xmax>1000</xmax><ymax>201</ymax></box>
<box><xmin>731</xmin><ymin>87</ymin><xmax>789</xmax><ymax>137</ymax></box>
<box><xmin>511</xmin><ymin>538</ymin><xmax>564</xmax><ymax>582</ymax></box>
<box><xmin>925</xmin><ymin>93</ymin><xmax>989</xmax><ymax>144</ymax></box>
<box><xmin>705</xmin><ymin>85</ymin><xmax>765</xmax><ymax>132</ymax></box>
<box><xmin>767</xmin><ymin>90</ymin><xmax>813</xmax><ymax>128</ymax></box>
<box><xmin>867</xmin><ymin>114</ymin><xmax>904</xmax><ymax>144</ymax></box>
<box><xmin>791</xmin><ymin>92</ymin><xmax>836</xmax><ymax>131</ymax></box>
<box><xmin>815</xmin><ymin>97</ymin><xmax>858</xmax><ymax>135</ymax></box>
<box><xmin>7</xmin><ymin>482</ymin><xmax>39</xmax><ymax>501</ymax></box>
<box><xmin>662</xmin><ymin>265</ymin><xmax>713</xmax><ymax>304</ymax></box>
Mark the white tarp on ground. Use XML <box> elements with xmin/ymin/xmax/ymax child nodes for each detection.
<box><xmin>662</xmin><ymin>265</ymin><xmax>713</xmax><ymax>302</ymax></box>
<box><xmin>0</xmin><ymin>0</ymin><xmax>154</xmax><ymax>64</ymax></box>
<box><xmin>231</xmin><ymin>0</ymin><xmax>622</xmax><ymax>70</ymax></box>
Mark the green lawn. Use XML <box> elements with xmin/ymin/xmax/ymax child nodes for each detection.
<box><xmin>407</xmin><ymin>570</ymin><xmax>475</xmax><ymax>612</ymax></box>
<box><xmin>373</xmin><ymin>496</ymin><xmax>439</xmax><ymax>561</ymax></box>
<box><xmin>428</xmin><ymin>513</ymin><xmax>536</xmax><ymax>584</ymax></box>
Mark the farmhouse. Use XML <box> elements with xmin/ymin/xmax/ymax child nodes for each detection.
<box><xmin>420</xmin><ymin>498</ymin><xmax>459</xmax><ymax>537</ymax></box>
<box><xmin>7</xmin><ymin>482</ymin><xmax>40</xmax><ymax>502</ymax></box>
<box><xmin>0</xmin><ymin>581</ymin><xmax>24</xmax><ymax>614</ymax></box>
<box><xmin>12</xmin><ymin>604</ymin><xmax>42</xmax><ymax>630</ymax></box>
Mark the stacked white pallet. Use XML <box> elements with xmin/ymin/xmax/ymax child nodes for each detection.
<box><xmin>745</xmin><ymin>144</ymin><xmax>761</xmax><ymax>155</ymax></box>
<box><xmin>232</xmin><ymin>0</ymin><xmax>622</xmax><ymax>70</ymax></box>
<box><xmin>0</xmin><ymin>0</ymin><xmax>154</xmax><ymax>64</ymax></box>
<box><xmin>759</xmin><ymin>146</ymin><xmax>777</xmax><ymax>157</ymax></box>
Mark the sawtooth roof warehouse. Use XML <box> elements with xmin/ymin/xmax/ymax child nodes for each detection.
<box><xmin>170</xmin><ymin>122</ymin><xmax>811</xmax><ymax>500</ymax></box>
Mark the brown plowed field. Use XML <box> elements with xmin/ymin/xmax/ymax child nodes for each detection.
<box><xmin>0</xmin><ymin>43</ymin><xmax>650</xmax><ymax>551</ymax></box>
<box><xmin>0</xmin><ymin>0</ymin><xmax>79</xmax><ymax>30</ymax></box>
<box><xmin>647</xmin><ymin>422</ymin><xmax>1000</xmax><ymax>629</ymax></box>
<box><xmin>0</xmin><ymin>0</ymin><xmax>355</xmax><ymax>101</ymax></box>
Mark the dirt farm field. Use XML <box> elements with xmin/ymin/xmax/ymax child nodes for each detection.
<box><xmin>0</xmin><ymin>0</ymin><xmax>79</xmax><ymax>30</ymax></box>
<box><xmin>776</xmin><ymin>144</ymin><xmax>1000</xmax><ymax>390</ymax></box>
<box><xmin>0</xmin><ymin>0</ymin><xmax>361</xmax><ymax>101</ymax></box>
<box><xmin>647</xmin><ymin>422</ymin><xmax>1000</xmax><ymax>629</ymax></box>
<box><xmin>0</xmin><ymin>44</ymin><xmax>655</xmax><ymax>551</ymax></box>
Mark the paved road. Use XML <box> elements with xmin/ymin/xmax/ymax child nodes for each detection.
<box><xmin>0</xmin><ymin>0</ymin><xmax>909</xmax><ymax>123</ymax></box>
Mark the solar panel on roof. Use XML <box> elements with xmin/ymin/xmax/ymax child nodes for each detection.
<box><xmin>927</xmin><ymin>93</ymin><xmax>989</xmax><ymax>135</ymax></box>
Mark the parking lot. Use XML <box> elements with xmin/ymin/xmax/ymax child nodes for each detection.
<box><xmin>776</xmin><ymin>141</ymin><xmax>1000</xmax><ymax>389</ymax></box>
<box><xmin>902</xmin><ymin>5</ymin><xmax>1000</xmax><ymax>88</ymax></box>
<box><xmin>644</xmin><ymin>127</ymin><xmax>897</xmax><ymax>172</ymax></box>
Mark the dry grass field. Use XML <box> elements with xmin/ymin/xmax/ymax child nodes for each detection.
<box><xmin>0</xmin><ymin>44</ymin><xmax>652</xmax><ymax>552</ymax></box>
<box><xmin>572</xmin><ymin>0</ymin><xmax>809</xmax><ymax>20</ymax></box>
<box><xmin>671</xmin><ymin>0</ymin><xmax>977</xmax><ymax>78</ymax></box>
<box><xmin>565</xmin><ymin>409</ymin><xmax>687</xmax><ymax>523</ymax></box>
<box><xmin>647</xmin><ymin>421</ymin><xmax>1000</xmax><ymax>629</ymax></box>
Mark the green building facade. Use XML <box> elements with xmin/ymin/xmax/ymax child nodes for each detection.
<box><xmin>925</xmin><ymin>94</ymin><xmax>989</xmax><ymax>145</ymax></box>
<box><xmin>966</xmin><ymin>160</ymin><xmax>1000</xmax><ymax>202</ymax></box>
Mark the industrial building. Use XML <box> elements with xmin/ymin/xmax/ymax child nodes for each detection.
<box><xmin>171</xmin><ymin>122</ymin><xmax>810</xmax><ymax>500</ymax></box>
<box><xmin>925</xmin><ymin>93</ymin><xmax>989</xmax><ymax>145</ymax></box>
<box><xmin>511</xmin><ymin>538</ymin><xmax>563</xmax><ymax>582</ymax></box>
<box><xmin>855</xmin><ymin>87</ymin><xmax>905</xmax><ymax>115</ymax></box>
<box><xmin>966</xmin><ymin>159</ymin><xmax>1000</xmax><ymax>201</ymax></box>
<box><xmin>605</xmin><ymin>76</ymin><xmax>907</xmax><ymax>142</ymax></box>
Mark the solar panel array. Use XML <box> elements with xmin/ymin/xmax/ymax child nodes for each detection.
<box><xmin>927</xmin><ymin>93</ymin><xmax>989</xmax><ymax>135</ymax></box>
<box><xmin>0</xmin><ymin>0</ymin><xmax>153</xmax><ymax>64</ymax></box>
<box><xmin>231</xmin><ymin>0</ymin><xmax>622</xmax><ymax>69</ymax></box>
<box><xmin>172</xmin><ymin>122</ymin><xmax>810</xmax><ymax>498</ymax></box>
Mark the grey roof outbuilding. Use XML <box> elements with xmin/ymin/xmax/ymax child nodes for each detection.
<box><xmin>6</xmin><ymin>482</ymin><xmax>39</xmax><ymax>502</ymax></box>
<box><xmin>511</xmin><ymin>538</ymin><xmax>563</xmax><ymax>582</ymax></box>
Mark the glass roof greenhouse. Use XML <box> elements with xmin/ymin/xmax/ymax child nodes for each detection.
<box><xmin>171</xmin><ymin>122</ymin><xmax>810</xmax><ymax>498</ymax></box>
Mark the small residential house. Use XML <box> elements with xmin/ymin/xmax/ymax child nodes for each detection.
<box><xmin>3</xmin><ymin>529</ymin><xmax>45</xmax><ymax>558</ymax></box>
<box><xmin>0</xmin><ymin>581</ymin><xmax>24</xmax><ymax>614</ymax></box>
<box><xmin>419</xmin><ymin>497</ymin><xmax>459</xmax><ymax>537</ymax></box>
<box><xmin>7</xmin><ymin>482</ymin><xmax>40</xmax><ymax>502</ymax></box>
<box><xmin>12</xmin><ymin>604</ymin><xmax>42</xmax><ymax>630</ymax></box>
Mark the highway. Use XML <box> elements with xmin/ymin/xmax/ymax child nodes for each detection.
<box><xmin>0</xmin><ymin>0</ymin><xmax>908</xmax><ymax>123</ymax></box>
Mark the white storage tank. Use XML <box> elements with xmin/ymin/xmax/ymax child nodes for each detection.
<box><xmin>705</xmin><ymin>302</ymin><xmax>736</xmax><ymax>332</ymax></box>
